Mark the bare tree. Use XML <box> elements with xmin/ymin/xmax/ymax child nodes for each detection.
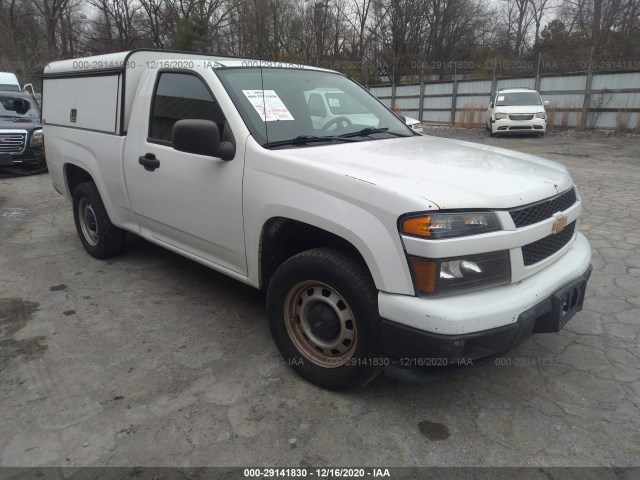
<box><xmin>1</xmin><ymin>0</ymin><xmax>638</xmax><ymax>88</ymax></box>
<box><xmin>139</xmin><ymin>0</ymin><xmax>169</xmax><ymax>48</ymax></box>
<box><xmin>28</xmin><ymin>0</ymin><xmax>71</xmax><ymax>58</ymax></box>
<box><xmin>499</xmin><ymin>0</ymin><xmax>534</xmax><ymax>55</ymax></box>
<box><xmin>529</xmin><ymin>0</ymin><xmax>550</xmax><ymax>48</ymax></box>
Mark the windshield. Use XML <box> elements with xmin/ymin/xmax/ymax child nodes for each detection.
<box><xmin>215</xmin><ymin>68</ymin><xmax>411</xmax><ymax>147</ymax></box>
<box><xmin>496</xmin><ymin>92</ymin><xmax>542</xmax><ymax>107</ymax></box>
<box><xmin>0</xmin><ymin>95</ymin><xmax>40</xmax><ymax>119</ymax></box>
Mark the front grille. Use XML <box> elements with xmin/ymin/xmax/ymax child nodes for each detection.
<box><xmin>509</xmin><ymin>114</ymin><xmax>534</xmax><ymax>120</ymax></box>
<box><xmin>509</xmin><ymin>188</ymin><xmax>577</xmax><ymax>228</ymax></box>
<box><xmin>522</xmin><ymin>221</ymin><xmax>576</xmax><ymax>266</ymax></box>
<box><xmin>0</xmin><ymin>132</ymin><xmax>27</xmax><ymax>154</ymax></box>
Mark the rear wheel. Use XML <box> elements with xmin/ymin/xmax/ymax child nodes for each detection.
<box><xmin>267</xmin><ymin>248</ymin><xmax>383</xmax><ymax>391</ymax></box>
<box><xmin>72</xmin><ymin>182</ymin><xmax>126</xmax><ymax>259</ymax></box>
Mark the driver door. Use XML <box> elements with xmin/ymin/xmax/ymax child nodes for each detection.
<box><xmin>123</xmin><ymin>70</ymin><xmax>247</xmax><ymax>276</ymax></box>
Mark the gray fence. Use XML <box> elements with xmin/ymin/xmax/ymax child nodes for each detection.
<box><xmin>370</xmin><ymin>70</ymin><xmax>640</xmax><ymax>130</ymax></box>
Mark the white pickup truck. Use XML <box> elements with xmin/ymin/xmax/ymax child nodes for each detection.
<box><xmin>42</xmin><ymin>50</ymin><xmax>592</xmax><ymax>390</ymax></box>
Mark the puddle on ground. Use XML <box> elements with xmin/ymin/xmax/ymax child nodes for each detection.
<box><xmin>418</xmin><ymin>420</ymin><xmax>450</xmax><ymax>441</ymax></box>
<box><xmin>0</xmin><ymin>298</ymin><xmax>47</xmax><ymax>366</ymax></box>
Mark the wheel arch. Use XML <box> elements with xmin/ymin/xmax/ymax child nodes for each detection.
<box><xmin>64</xmin><ymin>163</ymin><xmax>95</xmax><ymax>197</ymax></box>
<box><xmin>259</xmin><ymin>217</ymin><xmax>373</xmax><ymax>291</ymax></box>
<box><xmin>60</xmin><ymin>158</ymin><xmax>136</xmax><ymax>232</ymax></box>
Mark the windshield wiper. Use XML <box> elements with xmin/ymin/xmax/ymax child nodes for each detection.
<box><xmin>338</xmin><ymin>127</ymin><xmax>409</xmax><ymax>138</ymax></box>
<box><xmin>263</xmin><ymin>135</ymin><xmax>360</xmax><ymax>148</ymax></box>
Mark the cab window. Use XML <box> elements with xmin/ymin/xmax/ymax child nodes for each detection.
<box><xmin>149</xmin><ymin>72</ymin><xmax>225</xmax><ymax>144</ymax></box>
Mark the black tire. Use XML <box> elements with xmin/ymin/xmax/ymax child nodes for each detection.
<box><xmin>72</xmin><ymin>182</ymin><xmax>126</xmax><ymax>259</ymax></box>
<box><xmin>267</xmin><ymin>248</ymin><xmax>383</xmax><ymax>391</ymax></box>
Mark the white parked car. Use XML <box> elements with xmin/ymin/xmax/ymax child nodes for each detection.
<box><xmin>486</xmin><ymin>88</ymin><xmax>548</xmax><ymax>137</ymax></box>
<box><xmin>42</xmin><ymin>51</ymin><xmax>591</xmax><ymax>390</ymax></box>
<box><xmin>0</xmin><ymin>72</ymin><xmax>20</xmax><ymax>92</ymax></box>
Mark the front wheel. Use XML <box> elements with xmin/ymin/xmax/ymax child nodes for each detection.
<box><xmin>72</xmin><ymin>182</ymin><xmax>126</xmax><ymax>259</ymax></box>
<box><xmin>267</xmin><ymin>248</ymin><xmax>383</xmax><ymax>390</ymax></box>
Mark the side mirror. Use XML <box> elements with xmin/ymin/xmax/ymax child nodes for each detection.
<box><xmin>490</xmin><ymin>102</ymin><xmax>494</xmax><ymax>108</ymax></box>
<box><xmin>23</xmin><ymin>83</ymin><xmax>36</xmax><ymax>96</ymax></box>
<box><xmin>544</xmin><ymin>100</ymin><xmax>550</xmax><ymax>106</ymax></box>
<box><xmin>172</xmin><ymin>119</ymin><xmax>235</xmax><ymax>161</ymax></box>
<box><xmin>398</xmin><ymin>114</ymin><xmax>406</xmax><ymax>123</ymax></box>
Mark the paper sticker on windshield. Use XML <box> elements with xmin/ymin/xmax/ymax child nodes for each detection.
<box><xmin>498</xmin><ymin>96</ymin><xmax>505</xmax><ymax>101</ymax></box>
<box><xmin>242</xmin><ymin>90</ymin><xmax>294</xmax><ymax>121</ymax></box>
<box><xmin>328</xmin><ymin>98</ymin><xmax>340</xmax><ymax>107</ymax></box>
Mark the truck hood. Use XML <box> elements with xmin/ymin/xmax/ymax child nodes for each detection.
<box><xmin>284</xmin><ymin>135</ymin><xmax>573</xmax><ymax>209</ymax></box>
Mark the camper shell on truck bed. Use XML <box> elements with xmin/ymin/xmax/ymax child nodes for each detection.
<box><xmin>41</xmin><ymin>50</ymin><xmax>267</xmax><ymax>135</ymax></box>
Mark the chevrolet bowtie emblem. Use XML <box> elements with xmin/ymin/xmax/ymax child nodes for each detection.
<box><xmin>552</xmin><ymin>214</ymin><xmax>568</xmax><ymax>234</ymax></box>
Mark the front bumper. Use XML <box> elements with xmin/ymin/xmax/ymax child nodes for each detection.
<box><xmin>381</xmin><ymin>233</ymin><xmax>591</xmax><ymax>335</ymax></box>
<box><xmin>378</xmin><ymin>232</ymin><xmax>592</xmax><ymax>381</ymax></box>
<box><xmin>493</xmin><ymin>116</ymin><xmax>546</xmax><ymax>134</ymax></box>
<box><xmin>382</xmin><ymin>264</ymin><xmax>592</xmax><ymax>382</ymax></box>
<box><xmin>0</xmin><ymin>147</ymin><xmax>45</xmax><ymax>168</ymax></box>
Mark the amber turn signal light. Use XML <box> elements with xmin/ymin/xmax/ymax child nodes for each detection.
<box><xmin>409</xmin><ymin>257</ymin><xmax>437</xmax><ymax>293</ymax></box>
<box><xmin>402</xmin><ymin>216</ymin><xmax>431</xmax><ymax>237</ymax></box>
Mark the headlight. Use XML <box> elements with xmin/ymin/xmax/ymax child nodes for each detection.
<box><xmin>402</xmin><ymin>212</ymin><xmax>500</xmax><ymax>239</ymax></box>
<box><xmin>409</xmin><ymin>251</ymin><xmax>511</xmax><ymax>295</ymax></box>
<box><xmin>495</xmin><ymin>113</ymin><xmax>507</xmax><ymax>120</ymax></box>
<box><xmin>535</xmin><ymin>112</ymin><xmax>546</xmax><ymax>119</ymax></box>
<box><xmin>30</xmin><ymin>129</ymin><xmax>43</xmax><ymax>147</ymax></box>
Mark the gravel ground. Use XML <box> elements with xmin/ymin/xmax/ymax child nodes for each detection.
<box><xmin>0</xmin><ymin>127</ymin><xmax>639</xmax><ymax>467</ymax></box>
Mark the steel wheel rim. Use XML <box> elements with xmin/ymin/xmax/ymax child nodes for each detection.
<box><xmin>284</xmin><ymin>280</ymin><xmax>357</xmax><ymax>368</ymax></box>
<box><xmin>78</xmin><ymin>197</ymin><xmax>98</xmax><ymax>246</ymax></box>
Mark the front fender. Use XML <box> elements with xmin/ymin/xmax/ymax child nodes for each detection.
<box><xmin>243</xmin><ymin>170</ymin><xmax>416</xmax><ymax>295</ymax></box>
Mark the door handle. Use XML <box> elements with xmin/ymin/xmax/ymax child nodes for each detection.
<box><xmin>139</xmin><ymin>153</ymin><xmax>160</xmax><ymax>171</ymax></box>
